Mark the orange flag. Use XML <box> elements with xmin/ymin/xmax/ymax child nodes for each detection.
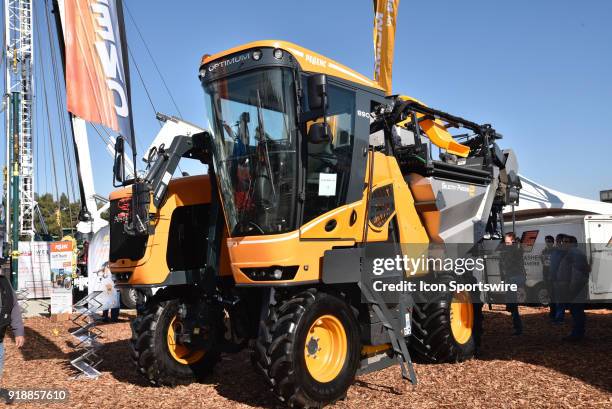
<box><xmin>373</xmin><ymin>0</ymin><xmax>400</xmax><ymax>94</ymax></box>
<box><xmin>62</xmin><ymin>0</ymin><xmax>135</xmax><ymax>148</ymax></box>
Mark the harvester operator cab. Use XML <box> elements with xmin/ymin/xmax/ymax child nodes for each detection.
<box><xmin>199</xmin><ymin>44</ymin><xmax>375</xmax><ymax>238</ymax></box>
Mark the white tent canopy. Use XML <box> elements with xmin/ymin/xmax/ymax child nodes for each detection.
<box><xmin>504</xmin><ymin>175</ymin><xmax>612</xmax><ymax>220</ymax></box>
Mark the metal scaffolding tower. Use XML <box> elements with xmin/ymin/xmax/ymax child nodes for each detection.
<box><xmin>3</xmin><ymin>0</ymin><xmax>35</xmax><ymax>287</ymax></box>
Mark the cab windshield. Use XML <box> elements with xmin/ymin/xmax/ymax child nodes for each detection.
<box><xmin>202</xmin><ymin>68</ymin><xmax>298</xmax><ymax>236</ymax></box>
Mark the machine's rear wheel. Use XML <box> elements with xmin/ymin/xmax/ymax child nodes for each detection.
<box><xmin>410</xmin><ymin>276</ymin><xmax>477</xmax><ymax>363</ymax></box>
<box><xmin>253</xmin><ymin>289</ymin><xmax>360</xmax><ymax>408</ymax></box>
<box><xmin>130</xmin><ymin>292</ymin><xmax>220</xmax><ymax>385</ymax></box>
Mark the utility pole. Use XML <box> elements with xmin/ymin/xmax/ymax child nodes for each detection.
<box><xmin>3</xmin><ymin>0</ymin><xmax>35</xmax><ymax>288</ymax></box>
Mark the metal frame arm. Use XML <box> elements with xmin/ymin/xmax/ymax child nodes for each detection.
<box><xmin>371</xmin><ymin>99</ymin><xmax>496</xmax><ymax>136</ymax></box>
<box><xmin>145</xmin><ymin>132</ymin><xmax>209</xmax><ymax>209</ymax></box>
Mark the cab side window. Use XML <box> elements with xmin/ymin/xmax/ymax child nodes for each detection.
<box><xmin>303</xmin><ymin>85</ymin><xmax>356</xmax><ymax>224</ymax></box>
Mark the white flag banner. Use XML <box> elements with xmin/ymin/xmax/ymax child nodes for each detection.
<box><xmin>87</xmin><ymin>226</ymin><xmax>119</xmax><ymax>310</ymax></box>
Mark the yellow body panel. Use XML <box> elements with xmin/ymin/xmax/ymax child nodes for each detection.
<box><xmin>228</xmin><ymin>153</ymin><xmax>429</xmax><ymax>285</ymax></box>
<box><xmin>201</xmin><ymin>40</ymin><xmax>383</xmax><ymax>91</ymax></box>
<box><xmin>396</xmin><ymin>95</ymin><xmax>470</xmax><ymax>158</ymax></box>
<box><xmin>110</xmin><ymin>175</ymin><xmax>232</xmax><ymax>285</ymax></box>
<box><xmin>109</xmin><ymin>185</ymin><xmax>131</xmax><ymax>201</ymax></box>
<box><xmin>419</xmin><ymin>119</ymin><xmax>470</xmax><ymax>158</ymax></box>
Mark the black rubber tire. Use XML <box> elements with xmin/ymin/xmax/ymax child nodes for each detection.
<box><xmin>129</xmin><ymin>293</ymin><xmax>221</xmax><ymax>386</ymax></box>
<box><xmin>410</xmin><ymin>275</ymin><xmax>476</xmax><ymax>363</ymax></box>
<box><xmin>253</xmin><ymin>289</ymin><xmax>360</xmax><ymax>408</ymax></box>
<box><xmin>120</xmin><ymin>288</ymin><xmax>138</xmax><ymax>310</ymax></box>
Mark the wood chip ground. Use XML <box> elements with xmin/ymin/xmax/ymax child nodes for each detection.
<box><xmin>3</xmin><ymin>306</ymin><xmax>611</xmax><ymax>408</ymax></box>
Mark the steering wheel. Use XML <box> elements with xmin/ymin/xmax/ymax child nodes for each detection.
<box><xmin>234</xmin><ymin>220</ymin><xmax>266</xmax><ymax>235</ymax></box>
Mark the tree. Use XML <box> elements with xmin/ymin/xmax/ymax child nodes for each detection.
<box><xmin>35</xmin><ymin>193</ymin><xmax>81</xmax><ymax>239</ymax></box>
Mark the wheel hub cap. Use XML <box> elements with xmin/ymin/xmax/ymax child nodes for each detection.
<box><xmin>166</xmin><ymin>315</ymin><xmax>206</xmax><ymax>365</ymax></box>
<box><xmin>303</xmin><ymin>315</ymin><xmax>348</xmax><ymax>383</ymax></box>
<box><xmin>306</xmin><ymin>336</ymin><xmax>320</xmax><ymax>356</ymax></box>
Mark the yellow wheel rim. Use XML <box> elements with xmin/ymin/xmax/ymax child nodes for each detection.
<box><xmin>304</xmin><ymin>315</ymin><xmax>348</xmax><ymax>383</ymax></box>
<box><xmin>166</xmin><ymin>316</ymin><xmax>206</xmax><ymax>365</ymax></box>
<box><xmin>450</xmin><ymin>291</ymin><xmax>474</xmax><ymax>345</ymax></box>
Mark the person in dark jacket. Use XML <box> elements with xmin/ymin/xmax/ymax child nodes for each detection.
<box><xmin>500</xmin><ymin>232</ymin><xmax>526</xmax><ymax>335</ymax></box>
<box><xmin>0</xmin><ymin>272</ymin><xmax>25</xmax><ymax>403</ymax></box>
<box><xmin>549</xmin><ymin>234</ymin><xmax>568</xmax><ymax>323</ymax></box>
<box><xmin>563</xmin><ymin>236</ymin><xmax>590</xmax><ymax>342</ymax></box>
<box><xmin>540</xmin><ymin>235</ymin><xmax>555</xmax><ymax>319</ymax></box>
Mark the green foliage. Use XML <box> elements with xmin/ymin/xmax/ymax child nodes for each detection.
<box><xmin>34</xmin><ymin>193</ymin><xmax>81</xmax><ymax>238</ymax></box>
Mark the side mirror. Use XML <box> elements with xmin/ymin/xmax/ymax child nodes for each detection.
<box><xmin>308</xmin><ymin>122</ymin><xmax>331</xmax><ymax>144</ymax></box>
<box><xmin>113</xmin><ymin>136</ymin><xmax>126</xmax><ymax>185</ymax></box>
<box><xmin>115</xmin><ymin>135</ymin><xmax>125</xmax><ymax>154</ymax></box>
<box><xmin>307</xmin><ymin>74</ymin><xmax>328</xmax><ymax>111</ymax></box>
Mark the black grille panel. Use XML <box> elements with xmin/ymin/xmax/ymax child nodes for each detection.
<box><xmin>109</xmin><ymin>198</ymin><xmax>148</xmax><ymax>262</ymax></box>
<box><xmin>166</xmin><ymin>204</ymin><xmax>210</xmax><ymax>271</ymax></box>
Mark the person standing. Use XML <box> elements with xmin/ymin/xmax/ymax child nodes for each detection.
<box><xmin>564</xmin><ymin>236</ymin><xmax>590</xmax><ymax>342</ymax></box>
<box><xmin>549</xmin><ymin>234</ymin><xmax>568</xmax><ymax>324</ymax></box>
<box><xmin>540</xmin><ymin>235</ymin><xmax>555</xmax><ymax>319</ymax></box>
<box><xmin>99</xmin><ymin>263</ymin><xmax>120</xmax><ymax>323</ymax></box>
<box><xmin>500</xmin><ymin>232</ymin><xmax>526</xmax><ymax>335</ymax></box>
<box><xmin>0</xmin><ymin>271</ymin><xmax>25</xmax><ymax>404</ymax></box>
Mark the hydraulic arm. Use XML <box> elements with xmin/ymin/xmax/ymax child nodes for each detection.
<box><xmin>121</xmin><ymin>131</ymin><xmax>209</xmax><ymax>236</ymax></box>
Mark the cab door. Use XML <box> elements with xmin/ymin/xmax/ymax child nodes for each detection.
<box><xmin>300</xmin><ymin>83</ymin><xmax>359</xmax><ymax>240</ymax></box>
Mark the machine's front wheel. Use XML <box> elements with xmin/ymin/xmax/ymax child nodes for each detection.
<box><xmin>410</xmin><ymin>276</ymin><xmax>477</xmax><ymax>363</ymax></box>
<box><xmin>253</xmin><ymin>289</ymin><xmax>360</xmax><ymax>407</ymax></box>
<box><xmin>129</xmin><ymin>292</ymin><xmax>220</xmax><ymax>386</ymax></box>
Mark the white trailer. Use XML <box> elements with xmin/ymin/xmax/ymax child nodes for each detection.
<box><xmin>484</xmin><ymin>215</ymin><xmax>612</xmax><ymax>304</ymax></box>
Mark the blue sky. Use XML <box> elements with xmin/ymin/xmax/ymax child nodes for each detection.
<box><xmin>7</xmin><ymin>0</ymin><xmax>612</xmax><ymax>200</ymax></box>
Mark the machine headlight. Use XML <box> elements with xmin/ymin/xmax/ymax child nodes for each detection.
<box><xmin>198</xmin><ymin>68</ymin><xmax>206</xmax><ymax>79</ymax></box>
<box><xmin>241</xmin><ymin>266</ymin><xmax>299</xmax><ymax>281</ymax></box>
<box><xmin>273</xmin><ymin>48</ymin><xmax>283</xmax><ymax>59</ymax></box>
<box><xmin>252</xmin><ymin>49</ymin><xmax>262</xmax><ymax>60</ymax></box>
<box><xmin>114</xmin><ymin>272</ymin><xmax>132</xmax><ymax>282</ymax></box>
